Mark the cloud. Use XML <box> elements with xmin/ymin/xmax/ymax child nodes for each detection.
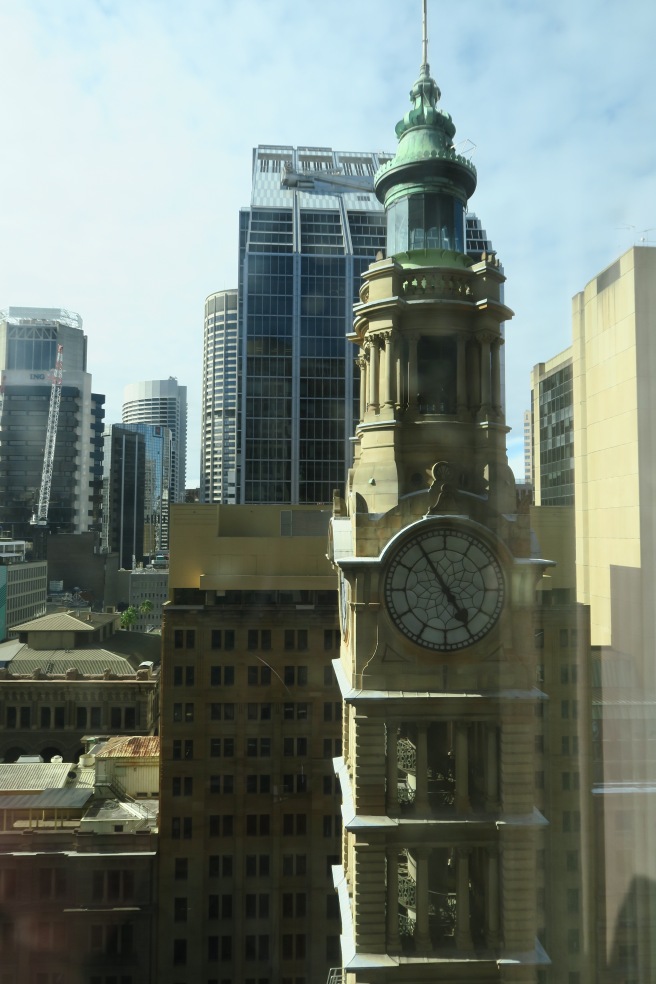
<box><xmin>0</xmin><ymin>0</ymin><xmax>654</xmax><ymax>483</ymax></box>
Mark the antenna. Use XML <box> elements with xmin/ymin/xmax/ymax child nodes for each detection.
<box><xmin>422</xmin><ymin>0</ymin><xmax>429</xmax><ymax>69</ymax></box>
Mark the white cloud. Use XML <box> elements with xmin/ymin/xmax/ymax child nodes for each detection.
<box><xmin>1</xmin><ymin>0</ymin><xmax>654</xmax><ymax>483</ymax></box>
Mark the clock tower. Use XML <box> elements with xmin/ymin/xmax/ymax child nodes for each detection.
<box><xmin>329</xmin><ymin>6</ymin><xmax>550</xmax><ymax>983</ymax></box>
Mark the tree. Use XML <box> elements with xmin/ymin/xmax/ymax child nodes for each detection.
<box><xmin>120</xmin><ymin>599</ymin><xmax>154</xmax><ymax>630</ymax></box>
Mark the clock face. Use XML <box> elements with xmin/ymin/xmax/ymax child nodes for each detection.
<box><xmin>384</xmin><ymin>527</ymin><xmax>504</xmax><ymax>652</ymax></box>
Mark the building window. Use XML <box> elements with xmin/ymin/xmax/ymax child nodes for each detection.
<box><xmin>246</xmin><ymin>814</ymin><xmax>271</xmax><ymax>836</ymax></box>
<box><xmin>282</xmin><ymin>813</ymin><xmax>307</xmax><ymax>836</ymax></box>
<box><xmin>283</xmin><ymin>737</ymin><xmax>308</xmax><ymax>757</ymax></box>
<box><xmin>282</xmin><ymin>854</ymin><xmax>307</xmax><ymax>876</ymax></box>
<box><xmin>174</xmin><ymin>897</ymin><xmax>188</xmax><ymax>922</ymax></box>
<box><xmin>246</xmin><ymin>774</ymin><xmax>271</xmax><ymax>793</ymax></box>
<box><xmin>173</xmin><ymin>939</ymin><xmax>187</xmax><ymax>965</ymax></box>
<box><xmin>284</xmin><ymin>666</ymin><xmax>308</xmax><ymax>686</ymax></box>
<box><xmin>211</xmin><ymin>628</ymin><xmax>235</xmax><ymax>650</ymax></box>
<box><xmin>210</xmin><ymin>665</ymin><xmax>235</xmax><ymax>686</ymax></box>
<box><xmin>247</xmin><ymin>737</ymin><xmax>271</xmax><ymax>757</ymax></box>
<box><xmin>210</xmin><ymin>738</ymin><xmax>235</xmax><ymax>757</ymax></box>
<box><xmin>174</xmin><ymin>858</ymin><xmax>188</xmax><ymax>880</ymax></box>
<box><xmin>245</xmin><ymin>854</ymin><xmax>270</xmax><ymax>877</ymax></box>
<box><xmin>247</xmin><ymin>666</ymin><xmax>272</xmax><ymax>685</ymax></box>
<box><xmin>172</xmin><ymin>776</ymin><xmax>193</xmax><ymax>796</ymax></box>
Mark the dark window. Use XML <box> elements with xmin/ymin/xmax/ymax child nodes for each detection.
<box><xmin>174</xmin><ymin>858</ymin><xmax>188</xmax><ymax>880</ymax></box>
<box><xmin>174</xmin><ymin>629</ymin><xmax>184</xmax><ymax>649</ymax></box>
<box><xmin>173</xmin><ymin>939</ymin><xmax>187</xmax><ymax>965</ymax></box>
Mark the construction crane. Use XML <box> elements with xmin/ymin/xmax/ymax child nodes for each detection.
<box><xmin>31</xmin><ymin>343</ymin><xmax>64</xmax><ymax>527</ymax></box>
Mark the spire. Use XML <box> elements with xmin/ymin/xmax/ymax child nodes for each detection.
<box><xmin>373</xmin><ymin>0</ymin><xmax>477</xmax><ymax>264</ymax></box>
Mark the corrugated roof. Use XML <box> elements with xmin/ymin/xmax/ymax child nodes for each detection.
<box><xmin>0</xmin><ymin>763</ymin><xmax>73</xmax><ymax>791</ymax></box>
<box><xmin>95</xmin><ymin>736</ymin><xmax>160</xmax><ymax>759</ymax></box>
<box><xmin>0</xmin><ymin>788</ymin><xmax>93</xmax><ymax>810</ymax></box>
<box><xmin>5</xmin><ymin>647</ymin><xmax>136</xmax><ymax>675</ymax></box>
<box><xmin>12</xmin><ymin>611</ymin><xmax>117</xmax><ymax>632</ymax></box>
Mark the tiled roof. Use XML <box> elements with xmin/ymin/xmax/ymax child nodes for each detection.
<box><xmin>95</xmin><ymin>736</ymin><xmax>160</xmax><ymax>759</ymax></box>
<box><xmin>4</xmin><ymin>647</ymin><xmax>136</xmax><ymax>676</ymax></box>
<box><xmin>12</xmin><ymin>611</ymin><xmax>118</xmax><ymax>632</ymax></box>
<box><xmin>0</xmin><ymin>788</ymin><xmax>93</xmax><ymax>810</ymax></box>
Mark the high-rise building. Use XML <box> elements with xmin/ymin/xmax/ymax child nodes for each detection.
<box><xmin>101</xmin><ymin>425</ymin><xmax>146</xmax><ymax>569</ymax></box>
<box><xmin>121</xmin><ymin>422</ymin><xmax>172</xmax><ymax>557</ymax></box>
<box><xmin>328</xmin><ymin>28</ymin><xmax>549</xmax><ymax>984</ymax></box>
<box><xmin>0</xmin><ymin>307</ymin><xmax>104</xmax><ymax>539</ymax></box>
<box><xmin>157</xmin><ymin>503</ymin><xmax>342</xmax><ymax>983</ymax></box>
<box><xmin>238</xmin><ymin>144</ymin><xmax>389</xmax><ymax>504</ymax></box>
<box><xmin>201</xmin><ymin>289</ymin><xmax>239</xmax><ymax>504</ymax></box>
<box><xmin>530</xmin><ymin>350</ymin><xmax>574</xmax><ymax>505</ymax></box>
<box><xmin>531</xmin><ymin>246</ymin><xmax>656</xmax><ymax>982</ymax></box>
<box><xmin>122</xmin><ymin>378</ymin><xmax>187</xmax><ymax>514</ymax></box>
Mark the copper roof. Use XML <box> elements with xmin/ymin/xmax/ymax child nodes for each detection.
<box><xmin>95</xmin><ymin>736</ymin><xmax>160</xmax><ymax>758</ymax></box>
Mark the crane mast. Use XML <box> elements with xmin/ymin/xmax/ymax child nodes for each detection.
<box><xmin>31</xmin><ymin>343</ymin><xmax>64</xmax><ymax>527</ymax></box>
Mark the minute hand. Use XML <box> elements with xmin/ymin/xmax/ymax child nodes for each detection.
<box><xmin>419</xmin><ymin>545</ymin><xmax>469</xmax><ymax>625</ymax></box>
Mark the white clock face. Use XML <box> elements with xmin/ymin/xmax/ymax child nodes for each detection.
<box><xmin>384</xmin><ymin>527</ymin><xmax>504</xmax><ymax>651</ymax></box>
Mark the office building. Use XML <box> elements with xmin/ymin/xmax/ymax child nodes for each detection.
<box><xmin>0</xmin><ymin>540</ymin><xmax>47</xmax><ymax>639</ymax></box>
<box><xmin>201</xmin><ymin>289</ymin><xmax>239</xmax><ymax>504</ymax></box>
<box><xmin>0</xmin><ymin>743</ymin><xmax>158</xmax><ymax>984</ymax></box>
<box><xmin>0</xmin><ymin>307</ymin><xmax>104</xmax><ymax>540</ymax></box>
<box><xmin>238</xmin><ymin>144</ymin><xmax>389</xmax><ymax>504</ymax></box>
<box><xmin>523</xmin><ymin>409</ymin><xmax>533</xmax><ymax>486</ymax></box>
<box><xmin>530</xmin><ymin>350</ymin><xmax>574</xmax><ymax>506</ymax></box>
<box><xmin>121</xmin><ymin>422</ymin><xmax>172</xmax><ymax>557</ymax></box>
<box><xmin>123</xmin><ymin>378</ymin><xmax>187</xmax><ymax>515</ymax></box>
<box><xmin>116</xmin><ymin>567</ymin><xmax>168</xmax><ymax>632</ymax></box>
<box><xmin>101</xmin><ymin>425</ymin><xmax>146</xmax><ymax>569</ymax></box>
<box><xmin>157</xmin><ymin>503</ymin><xmax>342</xmax><ymax>984</ymax></box>
<box><xmin>328</xmin><ymin>28</ymin><xmax>550</xmax><ymax>984</ymax></box>
<box><xmin>531</xmin><ymin>246</ymin><xmax>656</xmax><ymax>982</ymax></box>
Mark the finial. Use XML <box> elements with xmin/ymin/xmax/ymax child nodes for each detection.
<box><xmin>422</xmin><ymin>0</ymin><xmax>429</xmax><ymax>73</ymax></box>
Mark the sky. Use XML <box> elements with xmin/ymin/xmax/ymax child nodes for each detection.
<box><xmin>1</xmin><ymin>0</ymin><xmax>655</xmax><ymax>485</ymax></box>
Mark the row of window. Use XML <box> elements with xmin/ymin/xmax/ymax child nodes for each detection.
<box><xmin>173</xmin><ymin>664</ymin><xmax>324</xmax><ymax>687</ymax></box>
<box><xmin>173</xmin><ymin>627</ymin><xmax>339</xmax><ymax>651</ymax></box>
<box><xmin>171</xmin><ymin>813</ymin><xmax>341</xmax><ymax>839</ymax></box>
<box><xmin>175</xmin><ymin>852</ymin><xmax>339</xmax><ymax>880</ymax></box>
<box><xmin>172</xmin><ymin>774</ymin><xmax>340</xmax><ymax>797</ymax></box>
<box><xmin>172</xmin><ymin>737</ymin><xmax>341</xmax><ymax>759</ymax></box>
<box><xmin>4</xmin><ymin>705</ymin><xmax>136</xmax><ymax>729</ymax></box>
<box><xmin>172</xmin><ymin>932</ymin><xmax>340</xmax><ymax>965</ymax></box>
<box><xmin>174</xmin><ymin>700</ymin><xmax>340</xmax><ymax>722</ymax></box>
<box><xmin>174</xmin><ymin>891</ymin><xmax>338</xmax><ymax>922</ymax></box>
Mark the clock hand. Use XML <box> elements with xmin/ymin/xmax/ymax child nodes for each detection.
<box><xmin>418</xmin><ymin>545</ymin><xmax>469</xmax><ymax>625</ymax></box>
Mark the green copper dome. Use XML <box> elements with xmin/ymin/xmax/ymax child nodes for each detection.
<box><xmin>375</xmin><ymin>57</ymin><xmax>477</xmax><ymax>267</ymax></box>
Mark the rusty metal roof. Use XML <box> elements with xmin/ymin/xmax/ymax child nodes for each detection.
<box><xmin>94</xmin><ymin>736</ymin><xmax>160</xmax><ymax>759</ymax></box>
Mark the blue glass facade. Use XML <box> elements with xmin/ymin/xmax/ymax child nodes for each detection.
<box><xmin>238</xmin><ymin>146</ymin><xmax>388</xmax><ymax>504</ymax></box>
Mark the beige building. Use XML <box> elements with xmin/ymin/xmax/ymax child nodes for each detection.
<box><xmin>0</xmin><ymin>743</ymin><xmax>158</xmax><ymax>984</ymax></box>
<box><xmin>327</xmin><ymin>33</ymin><xmax>550</xmax><ymax>984</ymax></box>
<box><xmin>0</xmin><ymin>540</ymin><xmax>47</xmax><ymax>638</ymax></box>
<box><xmin>157</xmin><ymin>503</ymin><xmax>343</xmax><ymax>984</ymax></box>
<box><xmin>0</xmin><ymin>611</ymin><xmax>159</xmax><ymax>762</ymax></box>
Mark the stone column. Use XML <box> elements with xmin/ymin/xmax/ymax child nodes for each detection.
<box><xmin>357</xmin><ymin>354</ymin><xmax>368</xmax><ymax>422</ymax></box>
<box><xmin>457</xmin><ymin>333</ymin><xmax>468</xmax><ymax>416</ymax></box>
<box><xmin>455</xmin><ymin>722</ymin><xmax>470</xmax><ymax>813</ymax></box>
<box><xmin>386</xmin><ymin>847</ymin><xmax>400</xmax><ymax>951</ymax></box>
<box><xmin>485</xmin><ymin>724</ymin><xmax>499</xmax><ymax>810</ymax></box>
<box><xmin>455</xmin><ymin>847</ymin><xmax>472</xmax><ymax>950</ymax></box>
<box><xmin>407</xmin><ymin>333</ymin><xmax>419</xmax><ymax>410</ymax></box>
<box><xmin>415</xmin><ymin>723</ymin><xmax>429</xmax><ymax>812</ymax></box>
<box><xmin>491</xmin><ymin>338</ymin><xmax>501</xmax><ymax>412</ymax></box>
<box><xmin>385</xmin><ymin>722</ymin><xmax>398</xmax><ymax>814</ymax></box>
<box><xmin>368</xmin><ymin>337</ymin><xmax>380</xmax><ymax>411</ymax></box>
<box><xmin>486</xmin><ymin>847</ymin><xmax>500</xmax><ymax>948</ymax></box>
<box><xmin>414</xmin><ymin>847</ymin><xmax>431</xmax><ymax>950</ymax></box>
<box><xmin>382</xmin><ymin>330</ymin><xmax>395</xmax><ymax>406</ymax></box>
<box><xmin>479</xmin><ymin>333</ymin><xmax>492</xmax><ymax>411</ymax></box>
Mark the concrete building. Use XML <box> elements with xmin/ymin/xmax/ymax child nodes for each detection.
<box><xmin>0</xmin><ymin>610</ymin><xmax>159</xmax><ymax>763</ymax></box>
<box><xmin>0</xmin><ymin>540</ymin><xmax>47</xmax><ymax>639</ymax></box>
<box><xmin>0</xmin><ymin>307</ymin><xmax>104</xmax><ymax>540</ymax></box>
<box><xmin>201</xmin><ymin>288</ymin><xmax>239</xmax><ymax>504</ymax></box>
<box><xmin>123</xmin><ymin>378</ymin><xmax>187</xmax><ymax>514</ymax></box>
<box><xmin>530</xmin><ymin>349</ymin><xmax>574</xmax><ymax>506</ymax></box>
<box><xmin>0</xmin><ymin>742</ymin><xmax>158</xmax><ymax>984</ymax></box>
<box><xmin>157</xmin><ymin>503</ymin><xmax>343</xmax><ymax>984</ymax></box>
<box><xmin>116</xmin><ymin>567</ymin><xmax>168</xmax><ymax>632</ymax></box>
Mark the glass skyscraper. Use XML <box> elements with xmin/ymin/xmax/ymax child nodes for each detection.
<box><xmin>238</xmin><ymin>145</ymin><xmax>389</xmax><ymax>504</ymax></box>
<box><xmin>201</xmin><ymin>289</ymin><xmax>238</xmax><ymax>504</ymax></box>
<box><xmin>122</xmin><ymin>378</ymin><xmax>187</xmax><ymax>510</ymax></box>
<box><xmin>121</xmin><ymin>422</ymin><xmax>172</xmax><ymax>556</ymax></box>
